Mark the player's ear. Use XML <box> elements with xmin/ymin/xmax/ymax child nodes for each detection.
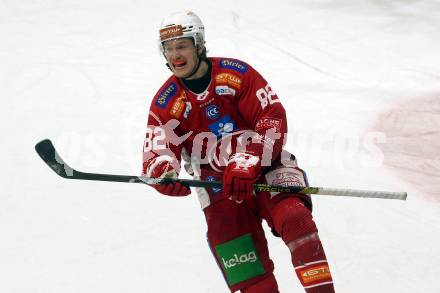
<box><xmin>198</xmin><ymin>45</ymin><xmax>207</xmax><ymax>59</ymax></box>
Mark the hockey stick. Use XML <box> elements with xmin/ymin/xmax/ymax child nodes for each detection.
<box><xmin>35</xmin><ymin>139</ymin><xmax>407</xmax><ymax>200</ymax></box>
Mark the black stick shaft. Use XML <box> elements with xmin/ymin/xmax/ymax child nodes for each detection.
<box><xmin>35</xmin><ymin>139</ymin><xmax>407</xmax><ymax>200</ymax></box>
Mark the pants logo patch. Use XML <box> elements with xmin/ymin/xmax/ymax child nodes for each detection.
<box><xmin>215</xmin><ymin>233</ymin><xmax>265</xmax><ymax>285</ymax></box>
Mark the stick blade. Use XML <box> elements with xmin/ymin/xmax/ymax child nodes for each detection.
<box><xmin>35</xmin><ymin>139</ymin><xmax>73</xmax><ymax>178</ymax></box>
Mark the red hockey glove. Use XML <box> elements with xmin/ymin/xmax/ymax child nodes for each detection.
<box><xmin>144</xmin><ymin>156</ymin><xmax>190</xmax><ymax>197</ymax></box>
<box><xmin>223</xmin><ymin>153</ymin><xmax>261</xmax><ymax>203</ymax></box>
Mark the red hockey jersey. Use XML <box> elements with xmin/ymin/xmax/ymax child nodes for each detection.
<box><xmin>142</xmin><ymin>57</ymin><xmax>288</xmax><ymax>176</ymax></box>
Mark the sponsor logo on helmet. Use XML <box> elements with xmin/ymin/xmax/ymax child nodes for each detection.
<box><xmin>169</xmin><ymin>92</ymin><xmax>186</xmax><ymax>118</ymax></box>
<box><xmin>215</xmin><ymin>85</ymin><xmax>236</xmax><ymax>96</ymax></box>
<box><xmin>160</xmin><ymin>25</ymin><xmax>184</xmax><ymax>41</ymax></box>
<box><xmin>208</xmin><ymin>115</ymin><xmax>237</xmax><ymax>137</ymax></box>
<box><xmin>205</xmin><ymin>104</ymin><xmax>220</xmax><ymax>120</ymax></box>
<box><xmin>299</xmin><ymin>264</ymin><xmax>331</xmax><ymax>284</ymax></box>
<box><xmin>156</xmin><ymin>82</ymin><xmax>177</xmax><ymax>108</ymax></box>
<box><xmin>220</xmin><ymin>59</ymin><xmax>248</xmax><ymax>74</ymax></box>
<box><xmin>215</xmin><ymin>73</ymin><xmax>242</xmax><ymax>89</ymax></box>
<box><xmin>206</xmin><ymin>176</ymin><xmax>222</xmax><ymax>193</ymax></box>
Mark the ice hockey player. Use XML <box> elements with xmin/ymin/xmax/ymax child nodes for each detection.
<box><xmin>142</xmin><ymin>10</ymin><xmax>335</xmax><ymax>293</ymax></box>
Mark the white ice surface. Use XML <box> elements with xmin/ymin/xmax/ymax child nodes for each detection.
<box><xmin>1</xmin><ymin>0</ymin><xmax>439</xmax><ymax>292</ymax></box>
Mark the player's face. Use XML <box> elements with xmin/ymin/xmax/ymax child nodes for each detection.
<box><xmin>163</xmin><ymin>38</ymin><xmax>198</xmax><ymax>78</ymax></box>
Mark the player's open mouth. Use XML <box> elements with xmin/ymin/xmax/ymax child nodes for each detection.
<box><xmin>173</xmin><ymin>61</ymin><xmax>187</xmax><ymax>69</ymax></box>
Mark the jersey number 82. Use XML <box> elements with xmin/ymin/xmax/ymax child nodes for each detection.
<box><xmin>256</xmin><ymin>84</ymin><xmax>280</xmax><ymax>109</ymax></box>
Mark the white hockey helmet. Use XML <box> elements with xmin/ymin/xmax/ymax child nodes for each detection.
<box><xmin>158</xmin><ymin>10</ymin><xmax>205</xmax><ymax>54</ymax></box>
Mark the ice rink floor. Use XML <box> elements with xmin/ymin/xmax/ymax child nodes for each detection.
<box><xmin>1</xmin><ymin>0</ymin><xmax>439</xmax><ymax>292</ymax></box>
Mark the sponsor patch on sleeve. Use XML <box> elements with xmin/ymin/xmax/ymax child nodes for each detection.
<box><xmin>220</xmin><ymin>59</ymin><xmax>248</xmax><ymax>74</ymax></box>
<box><xmin>169</xmin><ymin>91</ymin><xmax>186</xmax><ymax>118</ymax></box>
<box><xmin>155</xmin><ymin>82</ymin><xmax>177</xmax><ymax>108</ymax></box>
<box><xmin>255</xmin><ymin>118</ymin><xmax>281</xmax><ymax>133</ymax></box>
